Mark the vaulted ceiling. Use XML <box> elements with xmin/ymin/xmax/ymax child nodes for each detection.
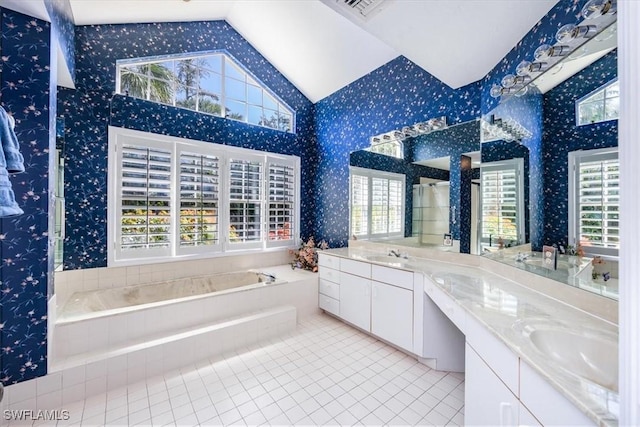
<box><xmin>0</xmin><ymin>0</ymin><xmax>559</xmax><ymax>103</ymax></box>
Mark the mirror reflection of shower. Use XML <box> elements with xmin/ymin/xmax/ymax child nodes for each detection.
<box><xmin>412</xmin><ymin>179</ymin><xmax>450</xmax><ymax>246</ymax></box>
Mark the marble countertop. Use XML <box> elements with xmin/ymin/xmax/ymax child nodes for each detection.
<box><xmin>321</xmin><ymin>247</ymin><xmax>619</xmax><ymax>426</ymax></box>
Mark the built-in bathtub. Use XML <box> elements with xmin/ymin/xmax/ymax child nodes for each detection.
<box><xmin>58</xmin><ymin>270</ymin><xmax>281</xmax><ymax>323</ymax></box>
<box><xmin>52</xmin><ymin>266</ymin><xmax>319</xmax><ymax>367</ymax></box>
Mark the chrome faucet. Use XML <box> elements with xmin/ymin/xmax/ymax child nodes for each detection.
<box><xmin>514</xmin><ymin>252</ymin><xmax>529</xmax><ymax>262</ymax></box>
<box><xmin>388</xmin><ymin>249</ymin><xmax>401</xmax><ymax>257</ymax></box>
<box><xmin>258</xmin><ymin>272</ymin><xmax>276</xmax><ymax>283</ymax></box>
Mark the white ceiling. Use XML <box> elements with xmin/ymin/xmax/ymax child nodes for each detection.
<box><xmin>1</xmin><ymin>0</ymin><xmax>559</xmax><ymax>103</ymax></box>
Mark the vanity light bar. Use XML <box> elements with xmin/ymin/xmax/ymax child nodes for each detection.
<box><xmin>369</xmin><ymin>116</ymin><xmax>448</xmax><ymax>145</ymax></box>
<box><xmin>481</xmin><ymin>115</ymin><xmax>532</xmax><ymax>143</ymax></box>
<box><xmin>491</xmin><ymin>0</ymin><xmax>617</xmax><ymax>100</ymax></box>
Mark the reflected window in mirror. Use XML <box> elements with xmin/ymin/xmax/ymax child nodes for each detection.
<box><xmin>349</xmin><ymin>167</ymin><xmax>405</xmax><ymax>240</ymax></box>
<box><xmin>576</xmin><ymin>78</ymin><xmax>619</xmax><ymax>126</ymax></box>
<box><xmin>480</xmin><ymin>159</ymin><xmax>525</xmax><ymax>251</ymax></box>
<box><xmin>568</xmin><ymin>147</ymin><xmax>619</xmax><ymax>258</ymax></box>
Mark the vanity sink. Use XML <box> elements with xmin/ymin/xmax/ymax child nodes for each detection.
<box><xmin>367</xmin><ymin>255</ymin><xmax>411</xmax><ymax>267</ymax></box>
<box><xmin>528</xmin><ymin>328</ymin><xmax>618</xmax><ymax>391</ymax></box>
<box><xmin>523</xmin><ymin>258</ymin><xmax>572</xmax><ymax>270</ymax></box>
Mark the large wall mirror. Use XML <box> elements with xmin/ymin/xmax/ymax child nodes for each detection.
<box><xmin>480</xmin><ymin>21</ymin><xmax>618</xmax><ymax>300</ymax></box>
<box><xmin>348</xmin><ymin>19</ymin><xmax>619</xmax><ymax>301</ymax></box>
<box><xmin>349</xmin><ymin>120</ymin><xmax>481</xmax><ymax>254</ymax></box>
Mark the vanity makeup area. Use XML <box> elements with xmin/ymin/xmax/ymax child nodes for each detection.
<box><xmin>320</xmin><ymin>6</ymin><xmax>619</xmax><ymax>427</ymax></box>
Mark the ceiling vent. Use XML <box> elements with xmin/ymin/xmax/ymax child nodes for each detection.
<box><xmin>321</xmin><ymin>0</ymin><xmax>392</xmax><ymax>22</ymax></box>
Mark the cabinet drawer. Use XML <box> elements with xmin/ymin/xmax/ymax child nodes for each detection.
<box><xmin>424</xmin><ymin>277</ymin><xmax>466</xmax><ymax>332</ymax></box>
<box><xmin>319</xmin><ymin>266</ymin><xmax>340</xmax><ymax>283</ymax></box>
<box><xmin>318</xmin><ymin>253</ymin><xmax>340</xmax><ymax>270</ymax></box>
<box><xmin>372</xmin><ymin>264</ymin><xmax>413</xmax><ymax>290</ymax></box>
<box><xmin>319</xmin><ymin>279</ymin><xmax>340</xmax><ymax>300</ymax></box>
<box><xmin>340</xmin><ymin>258</ymin><xmax>371</xmax><ymax>278</ymax></box>
<box><xmin>319</xmin><ymin>294</ymin><xmax>339</xmax><ymax>316</ymax></box>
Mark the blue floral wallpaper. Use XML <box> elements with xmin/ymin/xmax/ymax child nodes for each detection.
<box><xmin>542</xmin><ymin>49</ymin><xmax>618</xmax><ymax>247</ymax></box>
<box><xmin>0</xmin><ymin>9</ymin><xmax>52</xmax><ymax>385</ymax></box>
<box><xmin>314</xmin><ymin>56</ymin><xmax>481</xmax><ymax>247</ymax></box>
<box><xmin>59</xmin><ymin>20</ymin><xmax>315</xmax><ymax>269</ymax></box>
<box><xmin>44</xmin><ymin>0</ymin><xmax>75</xmax><ymax>83</ymax></box>
<box><xmin>349</xmin><ymin>149</ymin><xmax>449</xmax><ymax>236</ymax></box>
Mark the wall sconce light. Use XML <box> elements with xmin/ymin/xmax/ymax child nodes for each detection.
<box><xmin>490</xmin><ymin>0</ymin><xmax>617</xmax><ymax>99</ymax></box>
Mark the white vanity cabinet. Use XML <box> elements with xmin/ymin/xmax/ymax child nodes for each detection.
<box><xmin>318</xmin><ymin>253</ymin><xmax>340</xmax><ymax>316</ymax></box>
<box><xmin>318</xmin><ymin>253</ymin><xmax>415</xmax><ymax>353</ymax></box>
<box><xmin>371</xmin><ymin>265</ymin><xmax>414</xmax><ymax>351</ymax></box>
<box><xmin>339</xmin><ymin>271</ymin><xmax>371</xmax><ymax>331</ymax></box>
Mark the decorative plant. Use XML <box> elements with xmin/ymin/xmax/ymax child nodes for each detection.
<box><xmin>289</xmin><ymin>237</ymin><xmax>329</xmax><ymax>272</ymax></box>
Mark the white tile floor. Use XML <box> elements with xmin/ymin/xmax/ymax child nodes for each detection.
<box><xmin>18</xmin><ymin>314</ymin><xmax>464</xmax><ymax>426</ymax></box>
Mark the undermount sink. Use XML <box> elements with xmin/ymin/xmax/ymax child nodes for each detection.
<box><xmin>367</xmin><ymin>255</ymin><xmax>410</xmax><ymax>266</ymax></box>
<box><xmin>528</xmin><ymin>328</ymin><xmax>618</xmax><ymax>391</ymax></box>
<box><xmin>523</xmin><ymin>258</ymin><xmax>572</xmax><ymax>270</ymax></box>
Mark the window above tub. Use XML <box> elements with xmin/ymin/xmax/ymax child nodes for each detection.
<box><xmin>107</xmin><ymin>126</ymin><xmax>300</xmax><ymax>266</ymax></box>
<box><xmin>576</xmin><ymin>79</ymin><xmax>619</xmax><ymax>126</ymax></box>
<box><xmin>116</xmin><ymin>51</ymin><xmax>295</xmax><ymax>133</ymax></box>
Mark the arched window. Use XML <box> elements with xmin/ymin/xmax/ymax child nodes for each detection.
<box><xmin>116</xmin><ymin>51</ymin><xmax>295</xmax><ymax>133</ymax></box>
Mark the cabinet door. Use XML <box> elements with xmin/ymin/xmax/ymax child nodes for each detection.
<box><xmin>465</xmin><ymin>343</ymin><xmax>518</xmax><ymax>426</ymax></box>
<box><xmin>339</xmin><ymin>272</ymin><xmax>371</xmax><ymax>331</ymax></box>
<box><xmin>371</xmin><ymin>281</ymin><xmax>413</xmax><ymax>351</ymax></box>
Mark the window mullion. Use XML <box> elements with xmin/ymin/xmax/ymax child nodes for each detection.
<box><xmin>170</xmin><ymin>143</ymin><xmax>180</xmax><ymax>257</ymax></box>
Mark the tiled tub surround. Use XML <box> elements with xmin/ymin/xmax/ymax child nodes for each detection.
<box><xmin>58</xmin><ymin>271</ymin><xmax>286</xmax><ymax>323</ymax></box>
<box><xmin>53</xmin><ymin>265</ymin><xmax>318</xmax><ymax>363</ymax></box>
<box><xmin>322</xmin><ymin>245</ymin><xmax>618</xmax><ymax>426</ymax></box>
<box><xmin>54</xmin><ymin>249</ymin><xmax>293</xmax><ymax>310</ymax></box>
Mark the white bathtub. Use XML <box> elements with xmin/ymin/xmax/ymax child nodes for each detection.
<box><xmin>59</xmin><ymin>271</ymin><xmax>279</xmax><ymax>323</ymax></box>
<box><xmin>53</xmin><ymin>267</ymin><xmax>324</xmax><ymax>363</ymax></box>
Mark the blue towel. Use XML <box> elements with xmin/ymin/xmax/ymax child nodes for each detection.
<box><xmin>0</xmin><ymin>106</ymin><xmax>24</xmax><ymax>174</ymax></box>
<box><xmin>0</xmin><ymin>168</ymin><xmax>23</xmax><ymax>217</ymax></box>
<box><xmin>0</xmin><ymin>106</ymin><xmax>25</xmax><ymax>217</ymax></box>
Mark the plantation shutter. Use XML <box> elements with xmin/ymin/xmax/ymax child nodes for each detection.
<box><xmin>481</xmin><ymin>160</ymin><xmax>523</xmax><ymax>248</ymax></box>
<box><xmin>118</xmin><ymin>143</ymin><xmax>173</xmax><ymax>259</ymax></box>
<box><xmin>575</xmin><ymin>153</ymin><xmax>619</xmax><ymax>254</ymax></box>
<box><xmin>267</xmin><ymin>157</ymin><xmax>297</xmax><ymax>247</ymax></box>
<box><xmin>350</xmin><ymin>174</ymin><xmax>369</xmax><ymax>237</ymax></box>
<box><xmin>228</xmin><ymin>156</ymin><xmax>264</xmax><ymax>248</ymax></box>
<box><xmin>178</xmin><ymin>150</ymin><xmax>221</xmax><ymax>253</ymax></box>
<box><xmin>349</xmin><ymin>167</ymin><xmax>405</xmax><ymax>239</ymax></box>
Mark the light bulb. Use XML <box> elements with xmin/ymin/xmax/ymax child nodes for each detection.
<box><xmin>534</xmin><ymin>44</ymin><xmax>552</xmax><ymax>61</ymax></box>
<box><xmin>582</xmin><ymin>0</ymin><xmax>616</xmax><ymax>19</ymax></box>
<box><xmin>556</xmin><ymin>24</ymin><xmax>577</xmax><ymax>43</ymax></box>
<box><xmin>501</xmin><ymin>74</ymin><xmax>517</xmax><ymax>88</ymax></box>
<box><xmin>516</xmin><ymin>60</ymin><xmax>532</xmax><ymax>76</ymax></box>
<box><xmin>490</xmin><ymin>84</ymin><xmax>503</xmax><ymax>98</ymax></box>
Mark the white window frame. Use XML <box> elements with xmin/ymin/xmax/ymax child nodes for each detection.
<box><xmin>568</xmin><ymin>147</ymin><xmax>619</xmax><ymax>259</ymax></box>
<box><xmin>107</xmin><ymin>126</ymin><xmax>300</xmax><ymax>266</ymax></box>
<box><xmin>349</xmin><ymin>167</ymin><xmax>405</xmax><ymax>240</ymax></box>
<box><xmin>575</xmin><ymin>78</ymin><xmax>619</xmax><ymax>126</ymax></box>
<box><xmin>480</xmin><ymin>158</ymin><xmax>525</xmax><ymax>249</ymax></box>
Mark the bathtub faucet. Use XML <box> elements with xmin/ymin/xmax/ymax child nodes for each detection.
<box><xmin>258</xmin><ymin>272</ymin><xmax>276</xmax><ymax>283</ymax></box>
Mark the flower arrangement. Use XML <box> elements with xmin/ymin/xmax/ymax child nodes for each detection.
<box><xmin>289</xmin><ymin>237</ymin><xmax>329</xmax><ymax>272</ymax></box>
